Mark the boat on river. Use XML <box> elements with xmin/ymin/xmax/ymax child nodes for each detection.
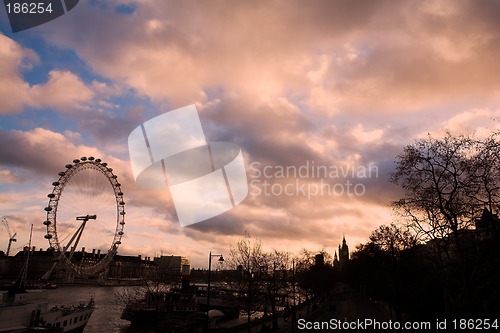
<box><xmin>0</xmin><ymin>226</ymin><xmax>95</xmax><ymax>332</ymax></box>
<box><xmin>0</xmin><ymin>288</ymin><xmax>94</xmax><ymax>332</ymax></box>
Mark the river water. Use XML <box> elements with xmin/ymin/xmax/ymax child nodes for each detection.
<box><xmin>46</xmin><ymin>285</ymin><xmax>289</xmax><ymax>332</ymax></box>
<box><xmin>45</xmin><ymin>285</ymin><xmax>154</xmax><ymax>333</ymax></box>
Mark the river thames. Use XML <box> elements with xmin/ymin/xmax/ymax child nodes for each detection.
<box><xmin>46</xmin><ymin>285</ymin><xmax>154</xmax><ymax>333</ymax></box>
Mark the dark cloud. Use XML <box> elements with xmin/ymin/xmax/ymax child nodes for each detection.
<box><xmin>77</xmin><ymin>106</ymin><xmax>145</xmax><ymax>144</ymax></box>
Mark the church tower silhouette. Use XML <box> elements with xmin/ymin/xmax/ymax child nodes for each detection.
<box><xmin>337</xmin><ymin>235</ymin><xmax>349</xmax><ymax>270</ymax></box>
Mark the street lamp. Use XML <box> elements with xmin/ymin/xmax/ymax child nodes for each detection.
<box><xmin>207</xmin><ymin>251</ymin><xmax>224</xmax><ymax>330</ymax></box>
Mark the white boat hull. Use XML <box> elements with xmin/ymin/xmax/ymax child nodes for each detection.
<box><xmin>0</xmin><ymin>290</ymin><xmax>94</xmax><ymax>333</ymax></box>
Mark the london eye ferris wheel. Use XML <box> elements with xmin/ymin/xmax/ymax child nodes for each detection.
<box><xmin>43</xmin><ymin>157</ymin><xmax>125</xmax><ymax>277</ymax></box>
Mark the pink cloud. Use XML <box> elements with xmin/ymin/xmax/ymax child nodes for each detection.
<box><xmin>0</xmin><ymin>34</ymin><xmax>37</xmax><ymax>114</ymax></box>
<box><xmin>30</xmin><ymin>71</ymin><xmax>94</xmax><ymax>112</ymax></box>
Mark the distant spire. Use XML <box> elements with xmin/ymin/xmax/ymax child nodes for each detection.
<box><xmin>342</xmin><ymin>234</ymin><xmax>346</xmax><ymax>245</ymax></box>
<box><xmin>334</xmin><ymin>251</ymin><xmax>338</xmax><ymax>260</ymax></box>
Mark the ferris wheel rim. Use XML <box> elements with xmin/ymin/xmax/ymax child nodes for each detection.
<box><xmin>43</xmin><ymin>157</ymin><xmax>125</xmax><ymax>276</ymax></box>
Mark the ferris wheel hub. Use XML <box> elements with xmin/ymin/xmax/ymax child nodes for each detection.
<box><xmin>76</xmin><ymin>215</ymin><xmax>97</xmax><ymax>221</ymax></box>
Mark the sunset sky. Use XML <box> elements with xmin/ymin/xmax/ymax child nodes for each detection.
<box><xmin>1</xmin><ymin>0</ymin><xmax>500</xmax><ymax>268</ymax></box>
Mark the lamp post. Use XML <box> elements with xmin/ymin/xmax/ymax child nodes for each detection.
<box><xmin>207</xmin><ymin>251</ymin><xmax>224</xmax><ymax>331</ymax></box>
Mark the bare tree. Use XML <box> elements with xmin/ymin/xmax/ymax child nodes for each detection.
<box><xmin>257</xmin><ymin>250</ymin><xmax>290</xmax><ymax>331</ymax></box>
<box><xmin>369</xmin><ymin>224</ymin><xmax>417</xmax><ymax>321</ymax></box>
<box><xmin>390</xmin><ymin>131</ymin><xmax>500</xmax><ymax>317</ymax></box>
<box><xmin>294</xmin><ymin>248</ymin><xmax>336</xmax><ymax>315</ymax></box>
<box><xmin>227</xmin><ymin>233</ymin><xmax>265</xmax><ymax>332</ymax></box>
<box><xmin>466</xmin><ymin>134</ymin><xmax>500</xmax><ymax>212</ymax></box>
<box><xmin>293</xmin><ymin>250</ymin><xmax>315</xmax><ymax>315</ymax></box>
<box><xmin>369</xmin><ymin>224</ymin><xmax>417</xmax><ymax>256</ymax></box>
<box><xmin>391</xmin><ymin>133</ymin><xmax>474</xmax><ymax>240</ymax></box>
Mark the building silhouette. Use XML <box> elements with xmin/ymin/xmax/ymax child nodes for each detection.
<box><xmin>476</xmin><ymin>207</ymin><xmax>500</xmax><ymax>240</ymax></box>
<box><xmin>334</xmin><ymin>235</ymin><xmax>349</xmax><ymax>270</ymax></box>
<box><xmin>333</xmin><ymin>251</ymin><xmax>339</xmax><ymax>269</ymax></box>
<box><xmin>0</xmin><ymin>248</ymin><xmax>187</xmax><ymax>283</ymax></box>
<box><xmin>315</xmin><ymin>253</ymin><xmax>325</xmax><ymax>266</ymax></box>
<box><xmin>154</xmin><ymin>255</ymin><xmax>190</xmax><ymax>281</ymax></box>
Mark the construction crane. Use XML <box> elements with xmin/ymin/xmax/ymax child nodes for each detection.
<box><xmin>1</xmin><ymin>217</ymin><xmax>17</xmax><ymax>256</ymax></box>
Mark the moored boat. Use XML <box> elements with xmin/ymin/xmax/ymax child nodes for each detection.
<box><xmin>0</xmin><ymin>226</ymin><xmax>94</xmax><ymax>333</ymax></box>
<box><xmin>0</xmin><ymin>289</ymin><xmax>94</xmax><ymax>333</ymax></box>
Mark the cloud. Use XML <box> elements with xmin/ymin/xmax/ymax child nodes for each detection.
<box><xmin>0</xmin><ymin>34</ymin><xmax>123</xmax><ymax>117</ymax></box>
<box><xmin>0</xmin><ymin>169</ymin><xmax>23</xmax><ymax>184</ymax></box>
<box><xmin>41</xmin><ymin>1</ymin><xmax>393</xmax><ymax>105</ymax></box>
<box><xmin>0</xmin><ymin>127</ymin><xmax>133</xmax><ymax>191</ymax></box>
<box><xmin>37</xmin><ymin>0</ymin><xmax>500</xmax><ymax>116</ymax></box>
<box><xmin>77</xmin><ymin>106</ymin><xmax>145</xmax><ymax>145</ymax></box>
<box><xmin>0</xmin><ymin>34</ymin><xmax>38</xmax><ymax>114</ymax></box>
<box><xmin>438</xmin><ymin>108</ymin><xmax>500</xmax><ymax>138</ymax></box>
<box><xmin>30</xmin><ymin>70</ymin><xmax>94</xmax><ymax>111</ymax></box>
